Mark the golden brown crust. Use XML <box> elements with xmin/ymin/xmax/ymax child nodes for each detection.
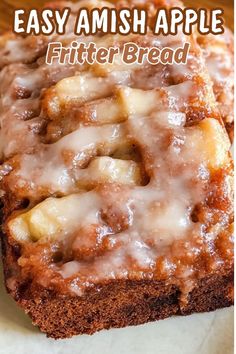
<box><xmin>1</xmin><ymin>235</ymin><xmax>233</xmax><ymax>339</ymax></box>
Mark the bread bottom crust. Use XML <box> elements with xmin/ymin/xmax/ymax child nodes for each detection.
<box><xmin>1</xmin><ymin>236</ymin><xmax>234</xmax><ymax>339</ymax></box>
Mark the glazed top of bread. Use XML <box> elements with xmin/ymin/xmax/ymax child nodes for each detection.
<box><xmin>0</xmin><ymin>0</ymin><xmax>233</xmax><ymax>301</ymax></box>
<box><xmin>196</xmin><ymin>29</ymin><xmax>234</xmax><ymax>136</ymax></box>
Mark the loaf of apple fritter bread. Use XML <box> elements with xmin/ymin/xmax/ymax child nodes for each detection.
<box><xmin>0</xmin><ymin>0</ymin><xmax>234</xmax><ymax>339</ymax></box>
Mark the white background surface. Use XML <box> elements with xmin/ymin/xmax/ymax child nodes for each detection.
<box><xmin>0</xmin><ymin>264</ymin><xmax>233</xmax><ymax>354</ymax></box>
